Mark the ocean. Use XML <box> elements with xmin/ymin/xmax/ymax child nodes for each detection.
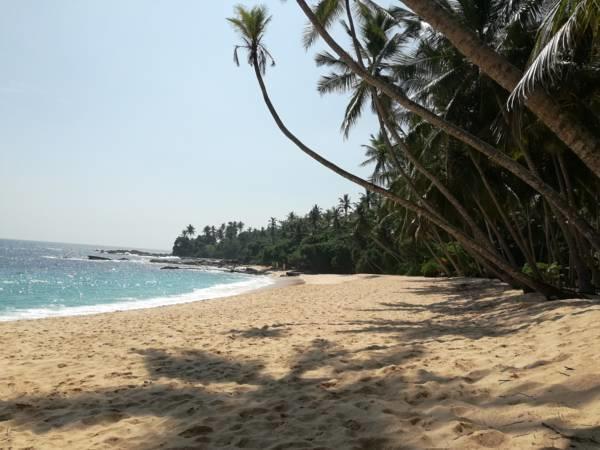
<box><xmin>0</xmin><ymin>239</ymin><xmax>272</xmax><ymax>321</ymax></box>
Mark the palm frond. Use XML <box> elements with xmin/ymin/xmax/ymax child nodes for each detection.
<box><xmin>508</xmin><ymin>0</ymin><xmax>598</xmax><ymax>106</ymax></box>
<box><xmin>303</xmin><ymin>0</ymin><xmax>346</xmax><ymax>48</ymax></box>
<box><xmin>317</xmin><ymin>71</ymin><xmax>358</xmax><ymax>94</ymax></box>
<box><xmin>314</xmin><ymin>50</ymin><xmax>350</xmax><ymax>70</ymax></box>
<box><xmin>341</xmin><ymin>82</ymin><xmax>369</xmax><ymax>137</ymax></box>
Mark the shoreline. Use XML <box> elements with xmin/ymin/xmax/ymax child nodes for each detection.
<box><xmin>0</xmin><ymin>270</ymin><xmax>369</xmax><ymax>324</ymax></box>
<box><xmin>0</xmin><ymin>273</ymin><xmax>284</xmax><ymax>323</ymax></box>
<box><xmin>2</xmin><ymin>275</ymin><xmax>599</xmax><ymax>449</ymax></box>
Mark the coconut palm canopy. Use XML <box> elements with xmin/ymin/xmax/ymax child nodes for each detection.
<box><xmin>227</xmin><ymin>5</ymin><xmax>275</xmax><ymax>74</ymax></box>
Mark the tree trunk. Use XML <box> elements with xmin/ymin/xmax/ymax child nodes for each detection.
<box><xmin>399</xmin><ymin>0</ymin><xmax>600</xmax><ymax>178</ymax></box>
<box><xmin>555</xmin><ymin>155</ymin><xmax>595</xmax><ymax>293</ymax></box>
<box><xmin>424</xmin><ymin>239</ymin><xmax>451</xmax><ymax>276</ymax></box>
<box><xmin>374</xmin><ymin>94</ymin><xmax>492</xmax><ymax>247</ymax></box>
<box><xmin>469</xmin><ymin>153</ymin><xmax>542</xmax><ymax>279</ymax></box>
<box><xmin>250</xmin><ymin>49</ymin><xmax>573</xmax><ymax>299</ymax></box>
<box><xmin>474</xmin><ymin>197</ymin><xmax>518</xmax><ymax>268</ymax></box>
<box><xmin>295</xmin><ymin>0</ymin><xmax>600</xmax><ymax>253</ymax></box>
<box><xmin>432</xmin><ymin>232</ymin><xmax>463</xmax><ymax>277</ymax></box>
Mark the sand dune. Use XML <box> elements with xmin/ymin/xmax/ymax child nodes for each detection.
<box><xmin>1</xmin><ymin>275</ymin><xmax>600</xmax><ymax>449</ymax></box>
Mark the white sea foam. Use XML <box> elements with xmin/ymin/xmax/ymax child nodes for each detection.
<box><xmin>0</xmin><ymin>276</ymin><xmax>274</xmax><ymax>322</ymax></box>
<box><xmin>140</xmin><ymin>255</ymin><xmax>180</xmax><ymax>261</ymax></box>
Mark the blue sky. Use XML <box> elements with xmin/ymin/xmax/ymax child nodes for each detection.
<box><xmin>0</xmin><ymin>1</ymin><xmax>377</xmax><ymax>250</ymax></box>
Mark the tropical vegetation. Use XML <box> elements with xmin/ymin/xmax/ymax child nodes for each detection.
<box><xmin>173</xmin><ymin>193</ymin><xmax>472</xmax><ymax>275</ymax></box>
<box><xmin>208</xmin><ymin>0</ymin><xmax>600</xmax><ymax>298</ymax></box>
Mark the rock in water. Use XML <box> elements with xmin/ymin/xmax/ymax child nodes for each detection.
<box><xmin>88</xmin><ymin>255</ymin><xmax>111</xmax><ymax>261</ymax></box>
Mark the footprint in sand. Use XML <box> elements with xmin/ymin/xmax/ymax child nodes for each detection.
<box><xmin>238</xmin><ymin>407</ymin><xmax>269</xmax><ymax>418</ymax></box>
<box><xmin>453</xmin><ymin>421</ymin><xmax>476</xmax><ymax>435</ymax></box>
<box><xmin>178</xmin><ymin>424</ymin><xmax>214</xmax><ymax>438</ymax></box>
<box><xmin>80</xmin><ymin>411</ymin><xmax>127</xmax><ymax>426</ymax></box>
<box><xmin>469</xmin><ymin>430</ymin><xmax>506</xmax><ymax>448</ymax></box>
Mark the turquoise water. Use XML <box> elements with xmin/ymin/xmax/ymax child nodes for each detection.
<box><xmin>0</xmin><ymin>239</ymin><xmax>271</xmax><ymax>321</ymax></box>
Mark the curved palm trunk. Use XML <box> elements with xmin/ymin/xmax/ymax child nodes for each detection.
<box><xmin>375</xmin><ymin>120</ymin><xmax>519</xmax><ymax>283</ymax></box>
<box><xmin>553</xmin><ymin>155</ymin><xmax>595</xmax><ymax>293</ymax></box>
<box><xmin>344</xmin><ymin>0</ymin><xmax>369</xmax><ymax>69</ymax></box>
<box><xmin>469</xmin><ymin>153</ymin><xmax>542</xmax><ymax>279</ymax></box>
<box><xmin>473</xmin><ymin>197</ymin><xmax>517</xmax><ymax>267</ymax></box>
<box><xmin>423</xmin><ymin>239</ymin><xmax>451</xmax><ymax>276</ymax></box>
<box><xmin>295</xmin><ymin>0</ymin><xmax>600</xmax><ymax>253</ymax></box>
<box><xmin>374</xmin><ymin>95</ymin><xmax>494</xmax><ymax>247</ymax></box>
<box><xmin>393</xmin><ymin>0</ymin><xmax>600</xmax><ymax>178</ymax></box>
<box><xmin>371</xmin><ymin>94</ymin><xmax>521</xmax><ymax>284</ymax></box>
<box><xmin>432</xmin><ymin>229</ymin><xmax>464</xmax><ymax>277</ymax></box>
<box><xmin>249</xmin><ymin>50</ymin><xmax>573</xmax><ymax>299</ymax></box>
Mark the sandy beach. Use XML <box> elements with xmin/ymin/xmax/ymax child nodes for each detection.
<box><xmin>1</xmin><ymin>274</ymin><xmax>600</xmax><ymax>449</ymax></box>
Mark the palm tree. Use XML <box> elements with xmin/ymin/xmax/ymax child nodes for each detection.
<box><xmin>217</xmin><ymin>223</ymin><xmax>226</xmax><ymax>242</ymax></box>
<box><xmin>360</xmin><ymin>133</ymin><xmax>395</xmax><ymax>185</ymax></box>
<box><xmin>354</xmin><ymin>0</ymin><xmax>600</xmax><ymax>177</ymax></box>
<box><xmin>185</xmin><ymin>224</ymin><xmax>196</xmax><ymax>238</ymax></box>
<box><xmin>308</xmin><ymin>204</ymin><xmax>322</xmax><ymax>230</ymax></box>
<box><xmin>316</xmin><ymin>3</ymin><xmax>506</xmax><ymax>257</ymax></box>
<box><xmin>296</xmin><ymin>0</ymin><xmax>600</xmax><ymax>253</ymax></box>
<box><xmin>338</xmin><ymin>194</ymin><xmax>352</xmax><ymax>217</ymax></box>
<box><xmin>228</xmin><ymin>4</ymin><xmax>571</xmax><ymax>297</ymax></box>
<box><xmin>331</xmin><ymin>207</ymin><xmax>341</xmax><ymax>230</ymax></box>
<box><xmin>268</xmin><ymin>216</ymin><xmax>278</xmax><ymax>242</ymax></box>
<box><xmin>391</xmin><ymin>0</ymin><xmax>599</xmax><ymax>290</ymax></box>
<box><xmin>510</xmin><ymin>0</ymin><xmax>600</xmax><ymax>103</ymax></box>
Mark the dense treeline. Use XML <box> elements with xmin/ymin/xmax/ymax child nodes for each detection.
<box><xmin>224</xmin><ymin>0</ymin><xmax>600</xmax><ymax>298</ymax></box>
<box><xmin>173</xmin><ymin>193</ymin><xmax>471</xmax><ymax>275</ymax></box>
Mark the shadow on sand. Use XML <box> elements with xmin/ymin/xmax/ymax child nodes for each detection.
<box><xmin>1</xmin><ymin>278</ymin><xmax>599</xmax><ymax>449</ymax></box>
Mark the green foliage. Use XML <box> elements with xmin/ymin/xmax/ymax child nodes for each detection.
<box><xmin>421</xmin><ymin>259</ymin><xmax>443</xmax><ymax>277</ymax></box>
<box><xmin>223</xmin><ymin>1</ymin><xmax>600</xmax><ymax>293</ymax></box>
<box><xmin>523</xmin><ymin>262</ymin><xmax>563</xmax><ymax>286</ymax></box>
<box><xmin>172</xmin><ymin>193</ymin><xmax>462</xmax><ymax>276</ymax></box>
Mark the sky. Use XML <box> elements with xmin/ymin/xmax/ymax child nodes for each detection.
<box><xmin>0</xmin><ymin>1</ymin><xmax>377</xmax><ymax>251</ymax></box>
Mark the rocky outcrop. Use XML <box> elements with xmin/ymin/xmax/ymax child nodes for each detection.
<box><xmin>91</xmin><ymin>251</ymin><xmax>275</xmax><ymax>276</ymax></box>
<box><xmin>99</xmin><ymin>249</ymin><xmax>171</xmax><ymax>257</ymax></box>
<box><xmin>88</xmin><ymin>255</ymin><xmax>112</xmax><ymax>261</ymax></box>
<box><xmin>149</xmin><ymin>258</ymin><xmax>240</xmax><ymax>269</ymax></box>
<box><xmin>231</xmin><ymin>266</ymin><xmax>272</xmax><ymax>275</ymax></box>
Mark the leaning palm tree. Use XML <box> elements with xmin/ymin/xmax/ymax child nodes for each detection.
<box><xmin>227</xmin><ymin>5</ymin><xmax>571</xmax><ymax>298</ymax></box>
<box><xmin>316</xmin><ymin>3</ymin><xmax>500</xmax><ymax>252</ymax></box>
<box><xmin>295</xmin><ymin>0</ymin><xmax>600</xmax><ymax>251</ymax></box>
<box><xmin>313</xmin><ymin>0</ymin><xmax>600</xmax><ymax>177</ymax></box>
